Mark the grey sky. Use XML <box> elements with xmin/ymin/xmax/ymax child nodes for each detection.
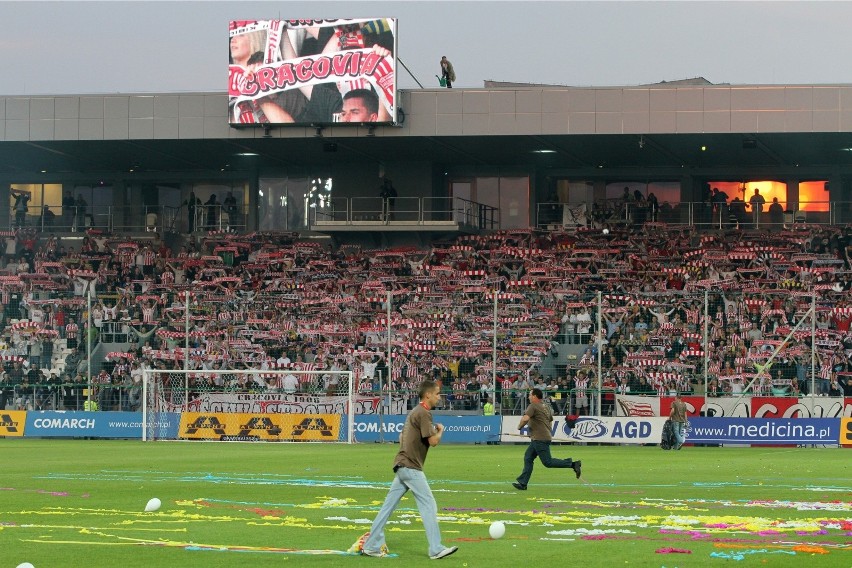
<box><xmin>2</xmin><ymin>1</ymin><xmax>851</xmax><ymax>96</ymax></box>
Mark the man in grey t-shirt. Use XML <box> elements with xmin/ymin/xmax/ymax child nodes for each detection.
<box><xmin>513</xmin><ymin>388</ymin><xmax>582</xmax><ymax>490</ymax></box>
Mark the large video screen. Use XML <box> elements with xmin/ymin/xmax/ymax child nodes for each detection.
<box><xmin>228</xmin><ymin>19</ymin><xmax>397</xmax><ymax>126</ymax></box>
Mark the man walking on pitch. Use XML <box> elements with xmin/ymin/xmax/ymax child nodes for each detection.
<box><xmin>359</xmin><ymin>379</ymin><xmax>458</xmax><ymax>560</ymax></box>
<box><xmin>513</xmin><ymin>388</ymin><xmax>581</xmax><ymax>490</ymax></box>
<box><xmin>669</xmin><ymin>392</ymin><xmax>688</xmax><ymax>450</ymax></box>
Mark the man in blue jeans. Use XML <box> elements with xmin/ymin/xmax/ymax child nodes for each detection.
<box><xmin>513</xmin><ymin>388</ymin><xmax>581</xmax><ymax>490</ymax></box>
<box><xmin>670</xmin><ymin>392</ymin><xmax>688</xmax><ymax>450</ymax></box>
<box><xmin>359</xmin><ymin>379</ymin><xmax>458</xmax><ymax>560</ymax></box>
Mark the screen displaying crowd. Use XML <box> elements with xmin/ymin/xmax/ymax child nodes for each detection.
<box><xmin>228</xmin><ymin>18</ymin><xmax>396</xmax><ymax>125</ymax></box>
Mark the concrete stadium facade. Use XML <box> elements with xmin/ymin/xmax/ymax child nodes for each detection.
<box><xmin>2</xmin><ymin>82</ymin><xmax>852</xmax><ymax>236</ymax></box>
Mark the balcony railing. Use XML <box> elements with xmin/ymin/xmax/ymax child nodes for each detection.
<box><xmin>9</xmin><ymin>204</ymin><xmax>248</xmax><ymax>234</ymax></box>
<box><xmin>310</xmin><ymin>196</ymin><xmax>499</xmax><ymax>229</ymax></box>
<box><xmin>9</xmin><ymin>199</ymin><xmax>849</xmax><ymax>235</ymax></box>
<box><xmin>536</xmin><ymin>200</ymin><xmax>846</xmax><ymax>231</ymax></box>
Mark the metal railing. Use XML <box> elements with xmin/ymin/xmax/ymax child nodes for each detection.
<box><xmin>536</xmin><ymin>200</ymin><xmax>846</xmax><ymax>231</ymax></box>
<box><xmin>0</xmin><ymin>383</ymin><xmax>141</xmax><ymax>412</ymax></box>
<box><xmin>13</xmin><ymin>199</ymin><xmax>850</xmax><ymax>234</ymax></box>
<box><xmin>9</xmin><ymin>204</ymin><xmax>249</xmax><ymax>234</ymax></box>
<box><xmin>311</xmin><ymin>196</ymin><xmax>498</xmax><ymax>229</ymax></box>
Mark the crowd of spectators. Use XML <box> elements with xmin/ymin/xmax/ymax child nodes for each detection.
<box><xmin>0</xmin><ymin>219</ymin><xmax>851</xmax><ymax>414</ymax></box>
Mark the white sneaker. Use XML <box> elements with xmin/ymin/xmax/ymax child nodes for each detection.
<box><xmin>362</xmin><ymin>548</ymin><xmax>388</xmax><ymax>558</ymax></box>
<box><xmin>430</xmin><ymin>546</ymin><xmax>458</xmax><ymax>560</ymax></box>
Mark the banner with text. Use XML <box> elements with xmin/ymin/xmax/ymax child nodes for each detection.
<box><xmin>182</xmin><ymin>392</ymin><xmax>406</xmax><ymax>415</ymax></box>
<box><xmin>617</xmin><ymin>395</ymin><xmax>852</xmax><ymax>419</ymax></box>
<box><xmin>24</xmin><ymin>411</ymin><xmax>181</xmax><ymax>439</ymax></box>
<box><xmin>841</xmin><ymin>418</ymin><xmax>852</xmax><ymax>446</ymax></box>
<box><xmin>500</xmin><ymin>415</ymin><xmax>667</xmax><ymax>445</ymax></box>
<box><xmin>353</xmin><ymin>415</ymin><xmax>501</xmax><ymax>443</ymax></box>
<box><xmin>686</xmin><ymin>417</ymin><xmax>840</xmax><ymax>445</ymax></box>
<box><xmin>179</xmin><ymin>411</ymin><xmax>341</xmax><ymax>441</ymax></box>
<box><xmin>0</xmin><ymin>410</ymin><xmax>26</xmax><ymax>437</ymax></box>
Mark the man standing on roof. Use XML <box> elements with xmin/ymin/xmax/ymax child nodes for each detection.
<box><xmin>440</xmin><ymin>56</ymin><xmax>455</xmax><ymax>88</ymax></box>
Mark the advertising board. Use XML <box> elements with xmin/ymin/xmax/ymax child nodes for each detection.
<box><xmin>354</xmin><ymin>415</ymin><xmax>501</xmax><ymax>443</ymax></box>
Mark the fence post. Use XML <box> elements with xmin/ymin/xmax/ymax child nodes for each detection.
<box><xmin>596</xmin><ymin>291</ymin><xmax>602</xmax><ymax>417</ymax></box>
<box><xmin>703</xmin><ymin>290</ymin><xmax>709</xmax><ymax>412</ymax></box>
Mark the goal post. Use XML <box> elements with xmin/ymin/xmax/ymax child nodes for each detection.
<box><xmin>142</xmin><ymin>368</ymin><xmax>355</xmax><ymax>443</ymax></box>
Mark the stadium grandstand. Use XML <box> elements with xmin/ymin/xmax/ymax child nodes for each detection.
<box><xmin>1</xmin><ymin>79</ymin><xmax>852</xmax><ymax>435</ymax></box>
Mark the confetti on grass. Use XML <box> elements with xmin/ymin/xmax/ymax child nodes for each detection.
<box><xmin>7</xmin><ymin>480</ymin><xmax>850</xmax><ymax>564</ymax></box>
<box><xmin>656</xmin><ymin>547</ymin><xmax>692</xmax><ymax>554</ymax></box>
<box><xmin>187</xmin><ymin>544</ymin><xmax>382</xmax><ymax>556</ymax></box>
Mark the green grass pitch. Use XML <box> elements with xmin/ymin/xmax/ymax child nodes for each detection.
<box><xmin>2</xmin><ymin>439</ymin><xmax>850</xmax><ymax>567</ymax></box>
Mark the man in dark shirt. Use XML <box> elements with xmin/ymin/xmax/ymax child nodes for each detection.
<box><xmin>711</xmin><ymin>187</ymin><xmax>729</xmax><ymax>226</ymax></box>
<box><xmin>7</xmin><ymin>361</ymin><xmax>24</xmax><ymax>407</ymax></box>
<box><xmin>0</xmin><ymin>369</ymin><xmax>11</xmax><ymax>410</ymax></box>
<box><xmin>379</xmin><ymin>178</ymin><xmax>397</xmax><ymax>222</ymax></box>
<box><xmin>842</xmin><ymin>376</ymin><xmax>852</xmax><ymax>397</ymax></box>
<box><xmin>749</xmin><ymin>188</ymin><xmax>766</xmax><ymax>228</ymax></box>
<box><xmin>512</xmin><ymin>388</ymin><xmax>582</xmax><ymax>490</ymax></box>
<box><xmin>62</xmin><ymin>190</ymin><xmax>76</xmax><ymax>230</ymax></box>
<box><xmin>12</xmin><ymin>190</ymin><xmax>30</xmax><ymax>228</ymax></box>
<box><xmin>359</xmin><ymin>379</ymin><xmax>458</xmax><ymax>560</ymax></box>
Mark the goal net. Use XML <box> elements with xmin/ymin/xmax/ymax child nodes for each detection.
<box><xmin>142</xmin><ymin>368</ymin><xmax>355</xmax><ymax>443</ymax></box>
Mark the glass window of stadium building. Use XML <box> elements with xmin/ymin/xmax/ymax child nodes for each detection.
<box><xmin>0</xmin><ymin>171</ymin><xmax>844</xmax><ymax>235</ymax></box>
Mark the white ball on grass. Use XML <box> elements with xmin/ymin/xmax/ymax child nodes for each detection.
<box><xmin>144</xmin><ymin>497</ymin><xmax>162</xmax><ymax>512</ymax></box>
<box><xmin>489</xmin><ymin>521</ymin><xmax>506</xmax><ymax>539</ymax></box>
<box><xmin>16</xmin><ymin>563</ymin><xmax>35</xmax><ymax>568</ymax></box>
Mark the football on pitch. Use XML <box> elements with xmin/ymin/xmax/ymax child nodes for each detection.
<box><xmin>144</xmin><ymin>498</ymin><xmax>162</xmax><ymax>512</ymax></box>
<box><xmin>489</xmin><ymin>521</ymin><xmax>506</xmax><ymax>539</ymax></box>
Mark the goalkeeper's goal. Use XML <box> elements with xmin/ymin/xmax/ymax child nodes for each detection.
<box><xmin>142</xmin><ymin>369</ymin><xmax>358</xmax><ymax>443</ymax></box>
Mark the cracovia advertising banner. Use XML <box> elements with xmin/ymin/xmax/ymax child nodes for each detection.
<box><xmin>229</xmin><ymin>19</ymin><xmax>397</xmax><ymax>125</ymax></box>
<box><xmin>616</xmin><ymin>394</ymin><xmax>852</xmax><ymax>418</ymax></box>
